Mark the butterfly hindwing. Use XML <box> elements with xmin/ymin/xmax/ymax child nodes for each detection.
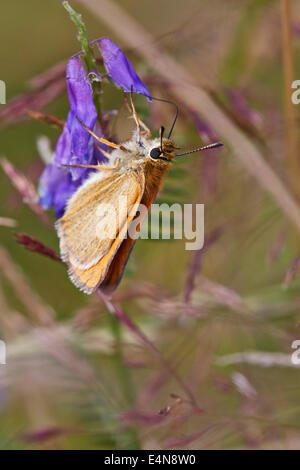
<box><xmin>57</xmin><ymin>168</ymin><xmax>145</xmax><ymax>294</ymax></box>
<box><xmin>56</xmin><ymin>170</ymin><xmax>144</xmax><ymax>270</ymax></box>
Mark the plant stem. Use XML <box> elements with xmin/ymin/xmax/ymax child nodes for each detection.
<box><xmin>63</xmin><ymin>0</ymin><xmax>102</xmax><ymax>118</ymax></box>
<box><xmin>107</xmin><ymin>309</ymin><xmax>135</xmax><ymax>405</ymax></box>
<box><xmin>98</xmin><ymin>292</ymin><xmax>199</xmax><ymax>410</ymax></box>
<box><xmin>281</xmin><ymin>0</ymin><xmax>299</xmax><ymax>196</ymax></box>
<box><xmin>106</xmin><ymin>303</ymin><xmax>140</xmax><ymax>449</ymax></box>
<box><xmin>63</xmin><ymin>0</ymin><xmax>95</xmax><ymax>71</ymax></box>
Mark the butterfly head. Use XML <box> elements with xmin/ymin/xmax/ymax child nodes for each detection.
<box><xmin>148</xmin><ymin>126</ymin><xmax>177</xmax><ymax>164</ymax></box>
<box><xmin>149</xmin><ymin>139</ymin><xmax>178</xmax><ymax>163</ymax></box>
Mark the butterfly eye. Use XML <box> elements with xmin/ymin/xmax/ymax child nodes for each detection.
<box><xmin>150</xmin><ymin>147</ymin><xmax>162</xmax><ymax>159</ymax></box>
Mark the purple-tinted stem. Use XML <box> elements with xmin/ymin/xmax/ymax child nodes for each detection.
<box><xmin>97</xmin><ymin>292</ymin><xmax>198</xmax><ymax>409</ymax></box>
<box><xmin>184</xmin><ymin>226</ymin><xmax>223</xmax><ymax>303</ymax></box>
<box><xmin>1</xmin><ymin>158</ymin><xmax>51</xmax><ymax>227</ymax></box>
<box><xmin>16</xmin><ymin>233</ymin><xmax>62</xmax><ymax>263</ymax></box>
<box><xmin>283</xmin><ymin>253</ymin><xmax>300</xmax><ymax>287</ymax></box>
<box><xmin>165</xmin><ymin>424</ymin><xmax>218</xmax><ymax>449</ymax></box>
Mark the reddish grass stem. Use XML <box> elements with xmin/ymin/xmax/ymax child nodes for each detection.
<box><xmin>96</xmin><ymin>291</ymin><xmax>199</xmax><ymax>410</ymax></box>
<box><xmin>16</xmin><ymin>233</ymin><xmax>62</xmax><ymax>263</ymax></box>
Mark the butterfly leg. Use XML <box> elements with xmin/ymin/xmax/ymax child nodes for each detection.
<box><xmin>93</xmin><ymin>143</ymin><xmax>113</xmax><ymax>160</ymax></box>
<box><xmin>129</xmin><ymin>88</ymin><xmax>142</xmax><ymax>143</ymax></box>
<box><xmin>110</xmin><ymin>158</ymin><xmax>120</xmax><ymax>169</ymax></box>
<box><xmin>140</xmin><ymin>120</ymin><xmax>152</xmax><ymax>139</ymax></box>
<box><xmin>124</xmin><ymin>94</ymin><xmax>152</xmax><ymax>140</ymax></box>
<box><xmin>61</xmin><ymin>161</ymin><xmax>119</xmax><ymax>171</ymax></box>
<box><xmin>76</xmin><ymin>115</ymin><xmax>129</xmax><ymax>151</ymax></box>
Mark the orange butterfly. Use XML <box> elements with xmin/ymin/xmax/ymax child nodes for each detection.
<box><xmin>56</xmin><ymin>95</ymin><xmax>221</xmax><ymax>294</ymax></box>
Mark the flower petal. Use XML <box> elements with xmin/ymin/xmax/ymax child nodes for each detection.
<box><xmin>38</xmin><ymin>162</ymin><xmax>89</xmax><ymax>218</ymax></box>
<box><xmin>53</xmin><ymin>174</ymin><xmax>82</xmax><ymax>218</ymax></box>
<box><xmin>38</xmin><ymin>163</ymin><xmax>67</xmax><ymax>210</ymax></box>
<box><xmin>97</xmin><ymin>38</ymin><xmax>151</xmax><ymax>99</ymax></box>
<box><xmin>67</xmin><ymin>56</ymin><xmax>98</xmax><ymax>180</ymax></box>
<box><xmin>54</xmin><ymin>55</ymin><xmax>98</xmax><ymax>181</ymax></box>
<box><xmin>38</xmin><ymin>162</ymin><xmax>86</xmax><ymax>217</ymax></box>
<box><xmin>54</xmin><ymin>123</ymin><xmax>72</xmax><ymax>166</ymax></box>
<box><xmin>91</xmin><ymin>121</ymin><xmax>110</xmax><ymax>165</ymax></box>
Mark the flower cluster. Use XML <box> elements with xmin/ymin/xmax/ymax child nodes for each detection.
<box><xmin>38</xmin><ymin>38</ymin><xmax>150</xmax><ymax>217</ymax></box>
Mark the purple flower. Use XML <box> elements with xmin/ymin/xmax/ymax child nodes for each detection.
<box><xmin>193</xmin><ymin>115</ymin><xmax>217</xmax><ymax>143</ymax></box>
<box><xmin>38</xmin><ymin>55</ymin><xmax>102</xmax><ymax>217</ymax></box>
<box><xmin>55</xmin><ymin>55</ymin><xmax>98</xmax><ymax>180</ymax></box>
<box><xmin>96</xmin><ymin>38</ymin><xmax>151</xmax><ymax>99</ymax></box>
<box><xmin>39</xmin><ymin>163</ymin><xmax>66</xmax><ymax>211</ymax></box>
<box><xmin>192</xmin><ymin>113</ymin><xmax>220</xmax><ymax>198</ymax></box>
<box><xmin>38</xmin><ymin>56</ymin><xmax>107</xmax><ymax>217</ymax></box>
<box><xmin>292</xmin><ymin>22</ymin><xmax>300</xmax><ymax>37</ymax></box>
<box><xmin>225</xmin><ymin>88</ymin><xmax>262</xmax><ymax>128</ymax></box>
<box><xmin>38</xmin><ymin>38</ymin><xmax>150</xmax><ymax>217</ymax></box>
<box><xmin>53</xmin><ymin>174</ymin><xmax>82</xmax><ymax>218</ymax></box>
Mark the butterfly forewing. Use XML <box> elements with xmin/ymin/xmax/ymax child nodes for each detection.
<box><xmin>56</xmin><ymin>170</ymin><xmax>144</xmax><ymax>270</ymax></box>
<box><xmin>56</xmin><ymin>168</ymin><xmax>145</xmax><ymax>294</ymax></box>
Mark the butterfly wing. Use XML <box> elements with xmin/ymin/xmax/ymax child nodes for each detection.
<box><xmin>99</xmin><ymin>235</ymin><xmax>137</xmax><ymax>293</ymax></box>
<box><xmin>100</xmin><ymin>168</ymin><xmax>165</xmax><ymax>293</ymax></box>
<box><xmin>56</xmin><ymin>170</ymin><xmax>144</xmax><ymax>270</ymax></box>
<box><xmin>56</xmin><ymin>169</ymin><xmax>145</xmax><ymax>294</ymax></box>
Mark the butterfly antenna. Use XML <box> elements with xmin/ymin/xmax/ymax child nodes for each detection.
<box><xmin>176</xmin><ymin>142</ymin><xmax>223</xmax><ymax>157</ymax></box>
<box><xmin>159</xmin><ymin>126</ymin><xmax>165</xmax><ymax>151</ymax></box>
<box><xmin>147</xmin><ymin>96</ymin><xmax>179</xmax><ymax>139</ymax></box>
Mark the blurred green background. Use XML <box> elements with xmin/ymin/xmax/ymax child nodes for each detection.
<box><xmin>1</xmin><ymin>0</ymin><xmax>300</xmax><ymax>450</ymax></box>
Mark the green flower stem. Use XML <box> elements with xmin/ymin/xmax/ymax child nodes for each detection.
<box><xmin>63</xmin><ymin>1</ymin><xmax>102</xmax><ymax>118</ymax></box>
<box><xmin>107</xmin><ymin>311</ymin><xmax>140</xmax><ymax>450</ymax></box>
<box><xmin>63</xmin><ymin>1</ymin><xmax>95</xmax><ymax>70</ymax></box>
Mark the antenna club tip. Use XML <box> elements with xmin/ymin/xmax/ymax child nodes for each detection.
<box><xmin>176</xmin><ymin>141</ymin><xmax>224</xmax><ymax>157</ymax></box>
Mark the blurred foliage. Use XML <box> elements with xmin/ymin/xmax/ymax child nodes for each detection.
<box><xmin>1</xmin><ymin>0</ymin><xmax>300</xmax><ymax>450</ymax></box>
